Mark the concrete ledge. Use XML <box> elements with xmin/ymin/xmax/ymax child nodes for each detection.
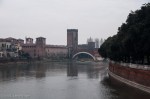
<box><xmin>110</xmin><ymin>61</ymin><xmax>150</xmax><ymax>70</ymax></box>
<box><xmin>108</xmin><ymin>70</ymin><xmax>150</xmax><ymax>94</ymax></box>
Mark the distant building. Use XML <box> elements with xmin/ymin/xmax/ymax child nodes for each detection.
<box><xmin>0</xmin><ymin>37</ymin><xmax>24</xmax><ymax>58</ymax></box>
<box><xmin>99</xmin><ymin>38</ymin><xmax>104</xmax><ymax>47</ymax></box>
<box><xmin>87</xmin><ymin>37</ymin><xmax>93</xmax><ymax>43</ymax></box>
<box><xmin>87</xmin><ymin>41</ymin><xmax>95</xmax><ymax>50</ymax></box>
<box><xmin>17</xmin><ymin>39</ymin><xmax>24</xmax><ymax>44</ymax></box>
<box><xmin>95</xmin><ymin>38</ymin><xmax>100</xmax><ymax>48</ymax></box>
<box><xmin>0</xmin><ymin>39</ymin><xmax>11</xmax><ymax>58</ymax></box>
<box><xmin>87</xmin><ymin>37</ymin><xmax>95</xmax><ymax>50</ymax></box>
<box><xmin>5</xmin><ymin>37</ymin><xmax>17</xmax><ymax>44</ymax></box>
<box><xmin>78</xmin><ymin>37</ymin><xmax>96</xmax><ymax>50</ymax></box>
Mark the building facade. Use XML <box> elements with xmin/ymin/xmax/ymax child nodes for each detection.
<box><xmin>0</xmin><ymin>38</ymin><xmax>24</xmax><ymax>58</ymax></box>
<box><xmin>22</xmin><ymin>37</ymin><xmax>68</xmax><ymax>59</ymax></box>
<box><xmin>0</xmin><ymin>39</ymin><xmax>11</xmax><ymax>58</ymax></box>
<box><xmin>22</xmin><ymin>37</ymin><xmax>46</xmax><ymax>58</ymax></box>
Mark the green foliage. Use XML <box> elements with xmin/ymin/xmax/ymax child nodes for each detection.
<box><xmin>98</xmin><ymin>3</ymin><xmax>150</xmax><ymax>64</ymax></box>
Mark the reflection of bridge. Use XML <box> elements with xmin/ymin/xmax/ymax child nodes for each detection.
<box><xmin>72</xmin><ymin>48</ymin><xmax>100</xmax><ymax>61</ymax></box>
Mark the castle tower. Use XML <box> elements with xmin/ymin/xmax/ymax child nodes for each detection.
<box><xmin>36</xmin><ymin>37</ymin><xmax>46</xmax><ymax>58</ymax></box>
<box><xmin>67</xmin><ymin>29</ymin><xmax>78</xmax><ymax>58</ymax></box>
<box><xmin>36</xmin><ymin>37</ymin><xmax>46</xmax><ymax>47</ymax></box>
<box><xmin>26</xmin><ymin>37</ymin><xmax>33</xmax><ymax>44</ymax></box>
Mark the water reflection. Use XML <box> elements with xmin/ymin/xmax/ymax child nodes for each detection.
<box><xmin>0</xmin><ymin>62</ymin><xmax>79</xmax><ymax>81</ymax></box>
<box><xmin>35</xmin><ymin>63</ymin><xmax>46</xmax><ymax>78</ymax></box>
<box><xmin>67</xmin><ymin>62</ymin><xmax>78</xmax><ymax>77</ymax></box>
<box><xmin>0</xmin><ymin>62</ymin><xmax>149</xmax><ymax>99</ymax></box>
<box><xmin>0</xmin><ymin>63</ymin><xmax>47</xmax><ymax>81</ymax></box>
<box><xmin>87</xmin><ymin>66</ymin><xmax>99</xmax><ymax>79</ymax></box>
<box><xmin>0</xmin><ymin>66</ymin><xmax>19</xmax><ymax>81</ymax></box>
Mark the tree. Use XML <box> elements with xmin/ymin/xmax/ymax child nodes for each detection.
<box><xmin>98</xmin><ymin>3</ymin><xmax>150</xmax><ymax>65</ymax></box>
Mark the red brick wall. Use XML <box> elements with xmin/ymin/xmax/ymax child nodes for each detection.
<box><xmin>109</xmin><ymin>62</ymin><xmax>150</xmax><ymax>87</ymax></box>
<box><xmin>67</xmin><ymin>32</ymin><xmax>73</xmax><ymax>47</ymax></box>
<box><xmin>22</xmin><ymin>47</ymin><xmax>36</xmax><ymax>58</ymax></box>
<box><xmin>36</xmin><ymin>47</ymin><xmax>45</xmax><ymax>58</ymax></box>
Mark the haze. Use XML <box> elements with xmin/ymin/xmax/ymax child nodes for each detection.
<box><xmin>0</xmin><ymin>0</ymin><xmax>149</xmax><ymax>45</ymax></box>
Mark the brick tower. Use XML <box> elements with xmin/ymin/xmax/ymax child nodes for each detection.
<box><xmin>26</xmin><ymin>37</ymin><xmax>33</xmax><ymax>44</ymax></box>
<box><xmin>67</xmin><ymin>29</ymin><xmax>78</xmax><ymax>58</ymax></box>
<box><xmin>36</xmin><ymin>37</ymin><xmax>46</xmax><ymax>58</ymax></box>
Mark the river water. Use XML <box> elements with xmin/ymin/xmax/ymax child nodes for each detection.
<box><xmin>0</xmin><ymin>61</ymin><xmax>149</xmax><ymax>99</ymax></box>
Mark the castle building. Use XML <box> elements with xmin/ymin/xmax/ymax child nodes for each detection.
<box><xmin>45</xmin><ymin>45</ymin><xmax>68</xmax><ymax>59</ymax></box>
<box><xmin>22</xmin><ymin>37</ymin><xmax>68</xmax><ymax>59</ymax></box>
<box><xmin>0</xmin><ymin>29</ymin><xmax>99</xmax><ymax>60</ymax></box>
<box><xmin>26</xmin><ymin>37</ymin><xmax>33</xmax><ymax>44</ymax></box>
<box><xmin>22</xmin><ymin>29</ymin><xmax>78</xmax><ymax>59</ymax></box>
<box><xmin>22</xmin><ymin>37</ymin><xmax>46</xmax><ymax>58</ymax></box>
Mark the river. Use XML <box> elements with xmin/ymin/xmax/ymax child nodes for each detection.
<box><xmin>0</xmin><ymin>61</ymin><xmax>149</xmax><ymax>99</ymax></box>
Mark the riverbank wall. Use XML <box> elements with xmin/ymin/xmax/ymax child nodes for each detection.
<box><xmin>108</xmin><ymin>61</ymin><xmax>150</xmax><ymax>93</ymax></box>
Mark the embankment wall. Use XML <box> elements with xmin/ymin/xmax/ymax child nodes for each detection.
<box><xmin>109</xmin><ymin>62</ymin><xmax>150</xmax><ymax>87</ymax></box>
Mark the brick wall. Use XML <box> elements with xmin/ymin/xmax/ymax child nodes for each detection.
<box><xmin>109</xmin><ymin>62</ymin><xmax>150</xmax><ymax>87</ymax></box>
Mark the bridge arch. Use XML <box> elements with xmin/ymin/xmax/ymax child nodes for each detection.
<box><xmin>72</xmin><ymin>52</ymin><xmax>95</xmax><ymax>60</ymax></box>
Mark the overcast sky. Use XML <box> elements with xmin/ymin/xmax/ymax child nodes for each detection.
<box><xmin>0</xmin><ymin>0</ymin><xmax>149</xmax><ymax>45</ymax></box>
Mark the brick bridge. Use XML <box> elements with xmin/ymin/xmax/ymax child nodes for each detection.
<box><xmin>72</xmin><ymin>48</ymin><xmax>100</xmax><ymax>61</ymax></box>
<box><xmin>67</xmin><ymin>29</ymin><xmax>101</xmax><ymax>61</ymax></box>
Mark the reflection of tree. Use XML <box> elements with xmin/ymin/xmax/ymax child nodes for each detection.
<box><xmin>67</xmin><ymin>62</ymin><xmax>78</xmax><ymax>77</ymax></box>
